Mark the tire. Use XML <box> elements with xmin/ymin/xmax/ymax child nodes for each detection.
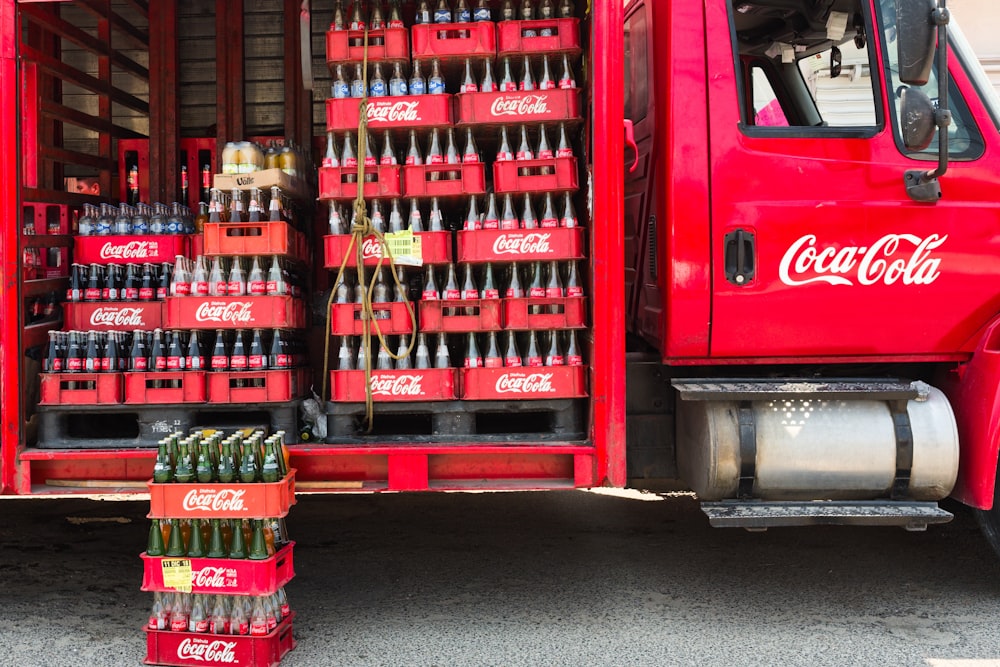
<box><xmin>975</xmin><ymin>471</ymin><xmax>1000</xmax><ymax>559</ymax></box>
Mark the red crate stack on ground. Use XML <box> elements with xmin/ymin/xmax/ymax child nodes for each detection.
<box><xmin>142</xmin><ymin>429</ymin><xmax>297</xmax><ymax>666</ymax></box>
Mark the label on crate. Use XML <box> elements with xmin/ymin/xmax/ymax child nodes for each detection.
<box><xmin>161</xmin><ymin>559</ymin><xmax>193</xmax><ymax>593</ymax></box>
<box><xmin>182</xmin><ymin>487</ymin><xmax>248</xmax><ymax>513</ymax></box>
<box><xmin>368</xmin><ymin>100</ymin><xmax>422</xmax><ymax>124</ymax></box>
<box><xmin>98</xmin><ymin>240</ymin><xmax>165</xmax><ymax>261</ymax></box>
<box><xmin>370</xmin><ymin>373</ymin><xmax>427</xmax><ymax>397</ymax></box>
<box><xmin>191</xmin><ymin>565</ymin><xmax>240</xmax><ymax>590</ymax></box>
<box><xmin>193</xmin><ymin>301</ymin><xmax>255</xmax><ymax>325</ymax></box>
<box><xmin>489</xmin><ymin>93</ymin><xmax>552</xmax><ymax>118</ymax></box>
<box><xmin>495</xmin><ymin>371</ymin><xmax>556</xmax><ymax>394</ymax></box>
<box><xmin>492</xmin><ymin>232</ymin><xmax>553</xmax><ymax>256</ymax></box>
<box><xmin>382</xmin><ymin>230</ymin><xmax>423</xmax><ymax>266</ymax></box>
<box><xmin>88</xmin><ymin>305</ymin><xmax>155</xmax><ymax>328</ymax></box>
<box><xmin>176</xmin><ymin>638</ymin><xmax>239</xmax><ymax>664</ymax></box>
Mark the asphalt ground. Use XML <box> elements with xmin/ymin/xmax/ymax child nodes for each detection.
<box><xmin>1</xmin><ymin>490</ymin><xmax>1000</xmax><ymax>667</ymax></box>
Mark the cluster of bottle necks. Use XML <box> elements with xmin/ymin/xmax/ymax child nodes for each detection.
<box><xmin>68</xmin><ymin>262</ymin><xmax>172</xmax><ymax>303</ymax></box>
<box><xmin>329</xmin><ymin>192</ymin><xmax>576</xmax><ymax>236</ymax></box>
<box><xmin>149</xmin><ymin>591</ymin><xmax>290</xmax><ymax>637</ymax></box>
<box><xmin>44</xmin><ymin>329</ymin><xmax>303</xmax><ymax>376</ymax></box>
<box><xmin>330</xmin><ymin>0</ymin><xmax>574</xmax><ymax>30</ymax></box>
<box><xmin>148</xmin><ymin>516</ymin><xmax>287</xmax><ymax>561</ymax></box>
<box><xmin>78</xmin><ymin>202</ymin><xmax>195</xmax><ymax>237</ymax></box>
<box><xmin>220</xmin><ymin>140</ymin><xmax>309</xmax><ymax>180</ymax></box>
<box><xmin>335</xmin><ymin>260</ymin><xmax>582</xmax><ymax>304</ymax></box>
<box><xmin>325</xmin><ymin>123</ymin><xmax>574</xmax><ymax>172</ymax></box>
<box><xmin>206</xmin><ymin>185</ymin><xmax>300</xmax><ymax>230</ymax></box>
<box><xmin>153</xmin><ymin>430</ymin><xmax>289</xmax><ymax>484</ymax></box>
<box><xmin>169</xmin><ymin>255</ymin><xmax>301</xmax><ymax>298</ymax></box>
<box><xmin>331</xmin><ymin>53</ymin><xmax>575</xmax><ymax>100</ymax></box>
<box><xmin>338</xmin><ymin>329</ymin><xmax>582</xmax><ymax>369</ymax></box>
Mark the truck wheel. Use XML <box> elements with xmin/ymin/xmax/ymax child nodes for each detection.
<box><xmin>975</xmin><ymin>473</ymin><xmax>1000</xmax><ymax>559</ymax></box>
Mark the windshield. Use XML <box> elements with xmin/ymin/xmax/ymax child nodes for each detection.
<box><xmin>950</xmin><ymin>20</ymin><xmax>1000</xmax><ymax>134</ymax></box>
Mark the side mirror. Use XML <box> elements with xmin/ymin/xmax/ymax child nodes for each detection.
<box><xmin>900</xmin><ymin>87</ymin><xmax>936</xmax><ymax>151</ymax></box>
<box><xmin>896</xmin><ymin>0</ymin><xmax>937</xmax><ymax>86</ymax></box>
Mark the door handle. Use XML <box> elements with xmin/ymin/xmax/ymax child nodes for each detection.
<box><xmin>724</xmin><ymin>229</ymin><xmax>756</xmax><ymax>286</ymax></box>
<box><xmin>624</xmin><ymin>119</ymin><xmax>639</xmax><ymax>173</ymax></box>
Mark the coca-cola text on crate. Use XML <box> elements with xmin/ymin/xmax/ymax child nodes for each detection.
<box><xmin>461</xmin><ymin>366</ymin><xmax>587</xmax><ymax>400</ymax></box>
<box><xmin>456</xmin><ymin>89</ymin><xmax>581</xmax><ymax>125</ymax></box>
<box><xmin>457</xmin><ymin>228</ymin><xmax>585</xmax><ymax>263</ymax></box>
<box><xmin>331</xmin><ymin>368</ymin><xmax>459</xmax><ymax>402</ymax></box>
<box><xmin>166</xmin><ymin>296</ymin><xmax>305</xmax><ymax>330</ymax></box>
<box><xmin>75</xmin><ymin>235</ymin><xmax>191</xmax><ymax>265</ymax></box>
<box><xmin>65</xmin><ymin>302</ymin><xmax>165</xmax><ymax>331</ymax></box>
<box><xmin>147</xmin><ymin>471</ymin><xmax>297</xmax><ymax>519</ymax></box>
<box><xmin>326</xmin><ymin>95</ymin><xmax>454</xmax><ymax>132</ymax></box>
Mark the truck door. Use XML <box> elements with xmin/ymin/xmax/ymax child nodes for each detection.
<box><xmin>623</xmin><ymin>1</ymin><xmax>660</xmax><ymax>345</ymax></box>
<box><xmin>706</xmin><ymin>0</ymin><xmax>1000</xmax><ymax>359</ymax></box>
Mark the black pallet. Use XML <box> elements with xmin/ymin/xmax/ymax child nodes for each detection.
<box><xmin>324</xmin><ymin>399</ymin><xmax>587</xmax><ymax>443</ymax></box>
<box><xmin>36</xmin><ymin>401</ymin><xmax>301</xmax><ymax>449</ymax></box>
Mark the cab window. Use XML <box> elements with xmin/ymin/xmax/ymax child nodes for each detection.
<box><xmin>730</xmin><ymin>0</ymin><xmax>881</xmax><ymax>136</ymax></box>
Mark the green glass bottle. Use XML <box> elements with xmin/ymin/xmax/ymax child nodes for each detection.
<box><xmin>152</xmin><ymin>440</ymin><xmax>174</xmax><ymax>484</ymax></box>
<box><xmin>228</xmin><ymin>519</ymin><xmax>248</xmax><ymax>559</ymax></box>
<box><xmin>196</xmin><ymin>441</ymin><xmax>215</xmax><ymax>483</ymax></box>
<box><xmin>147</xmin><ymin>519</ymin><xmax>166</xmax><ymax>557</ymax></box>
<box><xmin>239</xmin><ymin>442</ymin><xmax>258</xmax><ymax>483</ymax></box>
<box><xmin>187</xmin><ymin>519</ymin><xmax>207</xmax><ymax>557</ymax></box>
<box><xmin>217</xmin><ymin>441</ymin><xmax>236</xmax><ymax>483</ymax></box>
<box><xmin>165</xmin><ymin>518</ymin><xmax>186</xmax><ymax>557</ymax></box>
<box><xmin>248</xmin><ymin>520</ymin><xmax>269</xmax><ymax>560</ymax></box>
<box><xmin>260</xmin><ymin>442</ymin><xmax>280</xmax><ymax>483</ymax></box>
<box><xmin>174</xmin><ymin>443</ymin><xmax>195</xmax><ymax>483</ymax></box>
<box><xmin>206</xmin><ymin>519</ymin><xmax>228</xmax><ymax>558</ymax></box>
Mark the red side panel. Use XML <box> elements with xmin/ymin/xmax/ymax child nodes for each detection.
<box><xmin>0</xmin><ymin>0</ymin><xmax>19</xmax><ymax>495</ymax></box>
<box><xmin>591</xmin><ymin>0</ymin><xmax>626</xmax><ymax>486</ymax></box>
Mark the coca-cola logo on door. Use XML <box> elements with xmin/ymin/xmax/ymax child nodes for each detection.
<box><xmin>778</xmin><ymin>234</ymin><xmax>947</xmax><ymax>287</ymax></box>
<box><xmin>367</xmin><ymin>100</ymin><xmax>421</xmax><ymax>123</ymax></box>
<box><xmin>176</xmin><ymin>638</ymin><xmax>238</xmax><ymax>663</ymax></box>
<box><xmin>489</xmin><ymin>94</ymin><xmax>550</xmax><ymax>117</ymax></box>
<box><xmin>182</xmin><ymin>488</ymin><xmax>247</xmax><ymax>513</ymax></box>
<box><xmin>99</xmin><ymin>240</ymin><xmax>159</xmax><ymax>260</ymax></box>
<box><xmin>369</xmin><ymin>373</ymin><xmax>425</xmax><ymax>397</ymax></box>
<box><xmin>494</xmin><ymin>372</ymin><xmax>555</xmax><ymax>394</ymax></box>
<box><xmin>491</xmin><ymin>233</ymin><xmax>553</xmax><ymax>256</ymax></box>
<box><xmin>194</xmin><ymin>301</ymin><xmax>255</xmax><ymax>324</ymax></box>
<box><xmin>89</xmin><ymin>306</ymin><xmax>148</xmax><ymax>328</ymax></box>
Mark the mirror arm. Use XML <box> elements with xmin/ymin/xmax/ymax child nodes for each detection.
<box><xmin>905</xmin><ymin>2</ymin><xmax>951</xmax><ymax>203</ymax></box>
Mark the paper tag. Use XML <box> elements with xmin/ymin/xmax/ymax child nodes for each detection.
<box><xmin>161</xmin><ymin>559</ymin><xmax>193</xmax><ymax>593</ymax></box>
<box><xmin>781</xmin><ymin>43</ymin><xmax>795</xmax><ymax>64</ymax></box>
<box><xmin>383</xmin><ymin>230</ymin><xmax>423</xmax><ymax>267</ymax></box>
<box><xmin>826</xmin><ymin>11</ymin><xmax>848</xmax><ymax>41</ymax></box>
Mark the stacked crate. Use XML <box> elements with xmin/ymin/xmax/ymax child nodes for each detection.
<box><xmin>322</xmin><ymin>7</ymin><xmax>588</xmax><ymax>439</ymax></box>
<box><xmin>142</xmin><ymin>431</ymin><xmax>297</xmax><ymax>666</ymax></box>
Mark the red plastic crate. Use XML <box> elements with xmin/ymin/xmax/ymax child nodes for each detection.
<box><xmin>456</xmin><ymin>90</ymin><xmax>582</xmax><ymax>126</ymax></box>
<box><xmin>75</xmin><ymin>234</ymin><xmax>191</xmax><ymax>265</ymax></box>
<box><xmin>493</xmin><ymin>157</ymin><xmax>578</xmax><ymax>194</ymax></box>
<box><xmin>144</xmin><ymin>613</ymin><xmax>295</xmax><ymax>667</ymax></box>
<box><xmin>39</xmin><ymin>373</ymin><xmax>123</xmax><ymax>405</ymax></box>
<box><xmin>502</xmin><ymin>297</ymin><xmax>586</xmax><ymax>330</ymax></box>
<box><xmin>326</xmin><ymin>27</ymin><xmax>410</xmax><ymax>65</ymax></box>
<box><xmin>64</xmin><ymin>301</ymin><xmax>165</xmax><ymax>331</ymax></box>
<box><xmin>206</xmin><ymin>370</ymin><xmax>307</xmax><ymax>404</ymax></box>
<box><xmin>165</xmin><ymin>296</ymin><xmax>306</xmax><ymax>329</ymax></box>
<box><xmin>418</xmin><ymin>299</ymin><xmax>502</xmax><ymax>332</ymax></box>
<box><xmin>330</xmin><ymin>368</ymin><xmax>458</xmax><ymax>402</ymax></box>
<box><xmin>23</xmin><ymin>202</ymin><xmax>70</xmax><ymax>278</ymax></box>
<box><xmin>147</xmin><ymin>470</ymin><xmax>297</xmax><ymax>519</ymax></box>
<box><xmin>125</xmin><ymin>371</ymin><xmax>208</xmax><ymax>404</ymax></box>
<box><xmin>202</xmin><ymin>222</ymin><xmax>308</xmax><ymax>262</ymax></box>
<box><xmin>323</xmin><ymin>231</ymin><xmax>452</xmax><ymax>268</ymax></box>
<box><xmin>456</xmin><ymin>228</ymin><xmax>585</xmax><ymax>263</ymax></box>
<box><xmin>326</xmin><ymin>95</ymin><xmax>454</xmax><ymax>132</ymax></box>
<box><xmin>318</xmin><ymin>165</ymin><xmax>402</xmax><ymax>200</ymax></box>
<box><xmin>402</xmin><ymin>163</ymin><xmax>486</xmax><ymax>198</ymax></box>
<box><xmin>461</xmin><ymin>365</ymin><xmax>586</xmax><ymax>400</ymax></box>
<box><xmin>496</xmin><ymin>18</ymin><xmax>582</xmax><ymax>55</ymax></box>
<box><xmin>411</xmin><ymin>22</ymin><xmax>496</xmax><ymax>61</ymax></box>
<box><xmin>330</xmin><ymin>301</ymin><xmax>416</xmax><ymax>336</ymax></box>
<box><xmin>141</xmin><ymin>542</ymin><xmax>295</xmax><ymax>596</ymax></box>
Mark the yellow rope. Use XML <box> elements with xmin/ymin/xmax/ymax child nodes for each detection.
<box><xmin>321</xmin><ymin>26</ymin><xmax>416</xmax><ymax>433</ymax></box>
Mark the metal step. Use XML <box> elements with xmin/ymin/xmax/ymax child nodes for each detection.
<box><xmin>672</xmin><ymin>378</ymin><xmax>920</xmax><ymax>402</ymax></box>
<box><xmin>700</xmin><ymin>500</ymin><xmax>953</xmax><ymax>531</ymax></box>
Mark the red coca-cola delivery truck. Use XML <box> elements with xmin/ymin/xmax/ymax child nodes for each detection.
<box><xmin>5</xmin><ymin>0</ymin><xmax>1000</xmax><ymax>555</ymax></box>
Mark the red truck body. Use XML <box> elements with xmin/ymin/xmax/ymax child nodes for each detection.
<box><xmin>3</xmin><ymin>0</ymin><xmax>1000</xmax><ymax>545</ymax></box>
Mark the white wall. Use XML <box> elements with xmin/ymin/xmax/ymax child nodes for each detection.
<box><xmin>950</xmin><ymin>0</ymin><xmax>1000</xmax><ymax>92</ymax></box>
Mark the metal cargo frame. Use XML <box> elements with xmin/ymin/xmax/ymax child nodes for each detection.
<box><xmin>0</xmin><ymin>0</ymin><xmax>624</xmax><ymax>495</ymax></box>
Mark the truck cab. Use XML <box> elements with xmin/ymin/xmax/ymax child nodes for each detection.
<box><xmin>625</xmin><ymin>0</ymin><xmax>1000</xmax><ymax>543</ymax></box>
